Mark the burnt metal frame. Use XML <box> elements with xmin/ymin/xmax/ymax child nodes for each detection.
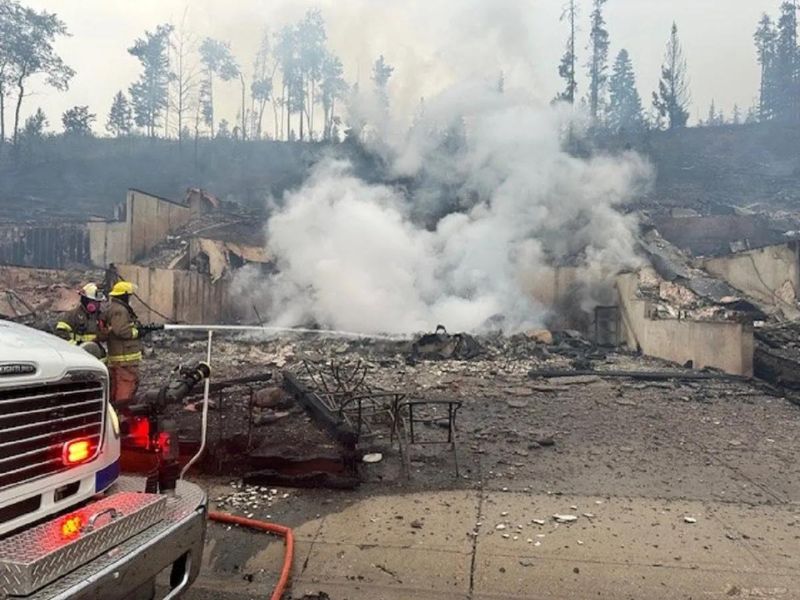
<box><xmin>294</xmin><ymin>361</ymin><xmax>463</xmax><ymax>479</ymax></box>
<box><xmin>392</xmin><ymin>399</ymin><xmax>462</xmax><ymax>478</ymax></box>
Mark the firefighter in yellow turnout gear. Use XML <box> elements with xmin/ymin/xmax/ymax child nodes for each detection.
<box><xmin>101</xmin><ymin>281</ymin><xmax>143</xmax><ymax>408</ymax></box>
<box><xmin>55</xmin><ymin>283</ymin><xmax>106</xmax><ymax>349</ymax></box>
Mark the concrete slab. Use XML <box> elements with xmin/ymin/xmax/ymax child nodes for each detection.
<box><xmin>296</xmin><ymin>543</ymin><xmax>471</xmax><ymax>595</ymax></box>
<box><xmin>471</xmin><ymin>561</ymin><xmax>800</xmax><ymax>600</ymax></box>
<box><xmin>314</xmin><ymin>490</ymin><xmax>481</xmax><ymax>553</ymax></box>
<box><xmin>477</xmin><ymin>492</ymin><xmax>766</xmax><ymax>569</ymax></box>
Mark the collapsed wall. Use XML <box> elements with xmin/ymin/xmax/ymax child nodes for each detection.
<box><xmin>702</xmin><ymin>242</ymin><xmax>800</xmax><ymax>320</ymax></box>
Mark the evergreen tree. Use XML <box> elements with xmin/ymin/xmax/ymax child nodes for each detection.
<box><xmin>587</xmin><ymin>0</ymin><xmax>610</xmax><ymax>120</ymax></box>
<box><xmin>732</xmin><ymin>104</ymin><xmax>741</xmax><ymax>125</ymax></box>
<box><xmin>199</xmin><ymin>38</ymin><xmax>240</xmax><ymax>138</ymax></box>
<box><xmin>607</xmin><ymin>49</ymin><xmax>644</xmax><ymax>133</ymax></box>
<box><xmin>745</xmin><ymin>103</ymin><xmax>759</xmax><ymax>123</ymax></box>
<box><xmin>652</xmin><ymin>22</ymin><xmax>691</xmax><ymax>129</ymax></box>
<box><xmin>754</xmin><ymin>13</ymin><xmax>778</xmax><ymax>121</ymax></box>
<box><xmin>320</xmin><ymin>51</ymin><xmax>347</xmax><ymax>141</ymax></box>
<box><xmin>372</xmin><ymin>54</ymin><xmax>394</xmax><ymax>112</ymax></box>
<box><xmin>21</xmin><ymin>107</ymin><xmax>47</xmax><ymax>138</ymax></box>
<box><xmin>61</xmin><ymin>105</ymin><xmax>95</xmax><ymax>136</ymax></box>
<box><xmin>106</xmin><ymin>91</ymin><xmax>133</xmax><ymax>137</ymax></box>
<box><xmin>556</xmin><ymin>0</ymin><xmax>578</xmax><ymax>103</ymax></box>
<box><xmin>707</xmin><ymin>99</ymin><xmax>717</xmax><ymax>126</ymax></box>
<box><xmin>216</xmin><ymin>118</ymin><xmax>231</xmax><ymax>139</ymax></box>
<box><xmin>774</xmin><ymin>1</ymin><xmax>799</xmax><ymax>122</ymax></box>
<box><xmin>128</xmin><ymin>24</ymin><xmax>174</xmax><ymax>138</ymax></box>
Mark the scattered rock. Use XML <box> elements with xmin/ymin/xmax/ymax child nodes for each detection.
<box><xmin>684</xmin><ymin>517</ymin><xmax>697</xmax><ymax>524</ymax></box>
<box><xmin>553</xmin><ymin>514</ymin><xmax>578</xmax><ymax>524</ymax></box>
<box><xmin>253</xmin><ymin>386</ymin><xmax>291</xmax><ymax>409</ymax></box>
<box><xmin>362</xmin><ymin>453</ymin><xmax>383</xmax><ymax>464</ymax></box>
<box><xmin>507</xmin><ymin>398</ymin><xmax>530</xmax><ymax>408</ymax></box>
<box><xmin>519</xmin><ymin>559</ymin><xmax>535</xmax><ymax>567</ymax></box>
<box><xmin>410</xmin><ymin>519</ymin><xmax>424</xmax><ymax>529</ymax></box>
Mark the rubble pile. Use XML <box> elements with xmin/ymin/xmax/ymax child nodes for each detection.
<box><xmin>0</xmin><ymin>266</ymin><xmax>103</xmax><ymax>325</ymax></box>
<box><xmin>754</xmin><ymin>322</ymin><xmax>800</xmax><ymax>391</ymax></box>
<box><xmin>135</xmin><ymin>324</ymin><xmax>738</xmax><ymax>491</ymax></box>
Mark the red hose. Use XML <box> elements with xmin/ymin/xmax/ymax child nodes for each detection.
<box><xmin>208</xmin><ymin>511</ymin><xmax>294</xmax><ymax>600</ymax></box>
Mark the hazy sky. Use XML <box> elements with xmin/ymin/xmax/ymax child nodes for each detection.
<box><xmin>18</xmin><ymin>0</ymin><xmax>780</xmax><ymax>134</ymax></box>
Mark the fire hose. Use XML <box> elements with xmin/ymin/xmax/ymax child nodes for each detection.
<box><xmin>207</xmin><ymin>512</ymin><xmax>294</xmax><ymax>600</ymax></box>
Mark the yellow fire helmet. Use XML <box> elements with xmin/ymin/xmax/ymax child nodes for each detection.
<box><xmin>108</xmin><ymin>280</ymin><xmax>137</xmax><ymax>297</ymax></box>
<box><xmin>80</xmin><ymin>282</ymin><xmax>106</xmax><ymax>302</ymax></box>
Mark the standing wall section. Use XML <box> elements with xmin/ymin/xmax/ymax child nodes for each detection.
<box><xmin>127</xmin><ymin>190</ymin><xmax>192</xmax><ymax>262</ymax></box>
<box><xmin>702</xmin><ymin>242</ymin><xmax>800</xmax><ymax>319</ymax></box>
<box><xmin>617</xmin><ymin>273</ymin><xmax>753</xmax><ymax>376</ymax></box>
<box><xmin>117</xmin><ymin>264</ymin><xmax>229</xmax><ymax>324</ymax></box>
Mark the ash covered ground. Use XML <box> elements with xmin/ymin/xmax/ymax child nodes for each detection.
<box><xmin>136</xmin><ymin>330</ymin><xmax>800</xmax><ymax>599</ymax></box>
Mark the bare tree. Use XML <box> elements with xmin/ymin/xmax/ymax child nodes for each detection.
<box><xmin>587</xmin><ymin>0</ymin><xmax>609</xmax><ymax>120</ymax></box>
<box><xmin>251</xmin><ymin>30</ymin><xmax>276</xmax><ymax>139</ymax></box>
<box><xmin>170</xmin><ymin>7</ymin><xmax>198</xmax><ymax>144</ymax></box>
<box><xmin>557</xmin><ymin>0</ymin><xmax>578</xmax><ymax>104</ymax></box>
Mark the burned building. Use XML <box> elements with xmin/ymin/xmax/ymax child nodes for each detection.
<box><xmin>0</xmin><ymin>188</ymin><xmax>271</xmax><ymax>325</ymax></box>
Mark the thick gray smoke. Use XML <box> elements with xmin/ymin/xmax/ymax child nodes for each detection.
<box><xmin>233</xmin><ymin>83</ymin><xmax>651</xmax><ymax>335</ymax></box>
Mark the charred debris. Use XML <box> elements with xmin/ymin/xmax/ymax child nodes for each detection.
<box><xmin>3</xmin><ymin>179</ymin><xmax>800</xmax><ymax>488</ymax></box>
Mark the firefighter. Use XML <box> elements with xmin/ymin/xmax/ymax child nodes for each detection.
<box><xmin>55</xmin><ymin>283</ymin><xmax>106</xmax><ymax>348</ymax></box>
<box><xmin>102</xmin><ymin>280</ymin><xmax>142</xmax><ymax>408</ymax></box>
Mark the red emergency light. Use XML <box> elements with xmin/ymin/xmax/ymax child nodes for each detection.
<box><xmin>62</xmin><ymin>439</ymin><xmax>91</xmax><ymax>465</ymax></box>
<box><xmin>61</xmin><ymin>515</ymin><xmax>83</xmax><ymax>539</ymax></box>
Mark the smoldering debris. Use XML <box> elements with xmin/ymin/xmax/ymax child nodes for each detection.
<box><xmin>234</xmin><ymin>91</ymin><xmax>651</xmax><ymax>336</ymax></box>
<box><xmin>410</xmin><ymin>325</ymin><xmax>483</xmax><ymax>361</ymax></box>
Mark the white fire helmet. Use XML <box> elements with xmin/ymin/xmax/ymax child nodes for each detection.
<box><xmin>80</xmin><ymin>283</ymin><xmax>106</xmax><ymax>302</ymax></box>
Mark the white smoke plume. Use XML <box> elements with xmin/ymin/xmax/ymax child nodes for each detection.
<box><xmin>233</xmin><ymin>83</ymin><xmax>652</xmax><ymax>335</ymax></box>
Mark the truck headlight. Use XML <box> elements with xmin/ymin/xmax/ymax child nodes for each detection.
<box><xmin>109</xmin><ymin>404</ymin><xmax>120</xmax><ymax>438</ymax></box>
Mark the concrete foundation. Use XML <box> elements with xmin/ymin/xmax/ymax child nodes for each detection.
<box><xmin>617</xmin><ymin>273</ymin><xmax>754</xmax><ymax>376</ymax></box>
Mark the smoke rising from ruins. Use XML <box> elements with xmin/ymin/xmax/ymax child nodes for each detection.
<box><xmin>236</xmin><ymin>84</ymin><xmax>651</xmax><ymax>334</ymax></box>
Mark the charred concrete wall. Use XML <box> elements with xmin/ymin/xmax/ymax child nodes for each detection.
<box><xmin>617</xmin><ymin>273</ymin><xmax>754</xmax><ymax>376</ymax></box>
<box><xmin>127</xmin><ymin>189</ymin><xmax>192</xmax><ymax>261</ymax></box>
<box><xmin>0</xmin><ymin>224</ymin><xmax>90</xmax><ymax>269</ymax></box>
<box><xmin>88</xmin><ymin>220</ymin><xmax>129</xmax><ymax>267</ymax></box>
<box><xmin>118</xmin><ymin>264</ymin><xmax>229</xmax><ymax>324</ymax></box>
<box><xmin>702</xmin><ymin>242</ymin><xmax>800</xmax><ymax>319</ymax></box>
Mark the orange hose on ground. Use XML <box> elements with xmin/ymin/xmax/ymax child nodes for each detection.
<box><xmin>208</xmin><ymin>511</ymin><xmax>294</xmax><ymax>600</ymax></box>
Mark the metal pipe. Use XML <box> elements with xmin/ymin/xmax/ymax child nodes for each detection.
<box><xmin>181</xmin><ymin>330</ymin><xmax>213</xmax><ymax>479</ymax></box>
<box><xmin>163</xmin><ymin>323</ymin><xmax>406</xmax><ymax>341</ymax></box>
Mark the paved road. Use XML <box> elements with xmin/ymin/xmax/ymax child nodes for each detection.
<box><xmin>183</xmin><ymin>373</ymin><xmax>800</xmax><ymax>599</ymax></box>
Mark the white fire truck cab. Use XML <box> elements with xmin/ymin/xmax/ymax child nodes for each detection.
<box><xmin>0</xmin><ymin>319</ymin><xmax>207</xmax><ymax>600</ymax></box>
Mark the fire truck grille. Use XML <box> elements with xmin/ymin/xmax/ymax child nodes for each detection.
<box><xmin>0</xmin><ymin>378</ymin><xmax>105</xmax><ymax>489</ymax></box>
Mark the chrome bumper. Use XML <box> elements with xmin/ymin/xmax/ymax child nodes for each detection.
<box><xmin>5</xmin><ymin>476</ymin><xmax>207</xmax><ymax>600</ymax></box>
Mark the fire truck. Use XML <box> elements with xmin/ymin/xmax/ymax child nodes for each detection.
<box><xmin>0</xmin><ymin>319</ymin><xmax>208</xmax><ymax>600</ymax></box>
